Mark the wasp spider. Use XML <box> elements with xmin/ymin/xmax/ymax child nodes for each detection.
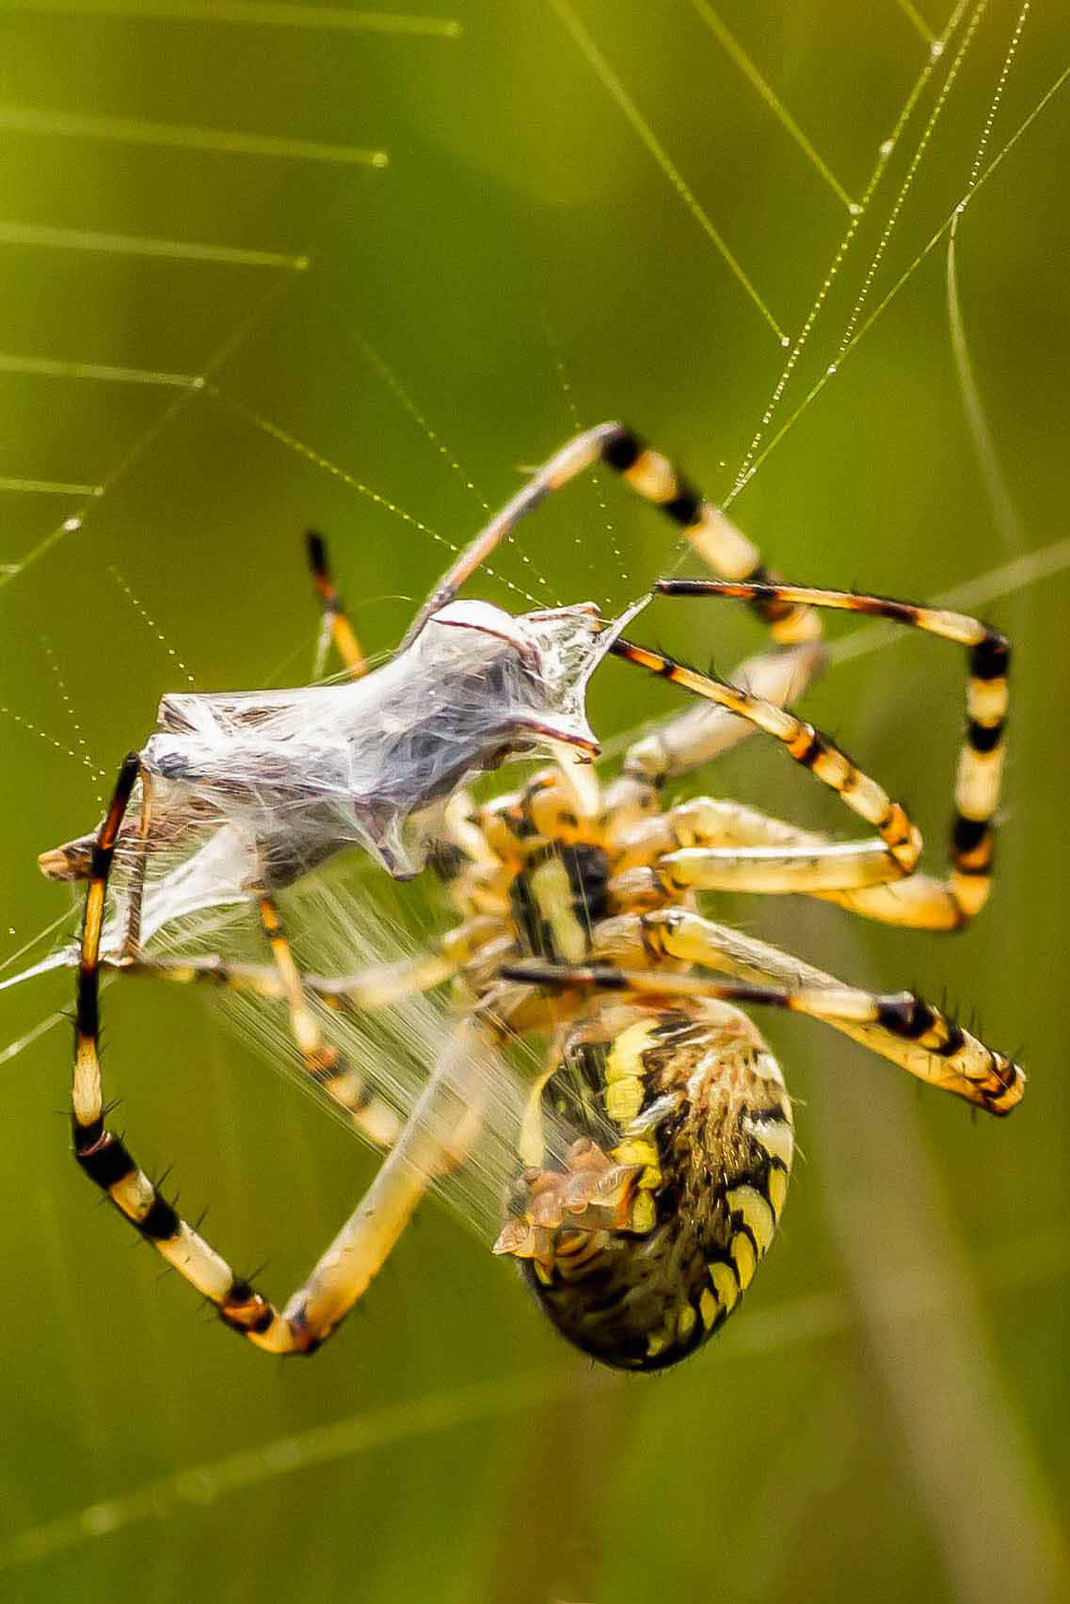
<box><xmin>69</xmin><ymin>423</ymin><xmax>1023</xmax><ymax>1371</ymax></box>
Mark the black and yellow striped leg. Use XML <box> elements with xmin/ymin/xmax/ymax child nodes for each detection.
<box><xmin>72</xmin><ymin>757</ymin><xmax>486</xmax><ymax>1355</ymax></box>
<box><xmin>584</xmin><ymin>910</ymin><xmax>1024</xmax><ymax>1115</ymax></box>
<box><xmin>658</xmin><ymin>578</ymin><xmax>1010</xmax><ymax>925</ymax></box>
<box><xmin>610</xmin><ymin>638</ymin><xmax>923</xmax><ymax>881</ymax></box>
<box><xmin>400</xmin><ymin>422</ymin><xmax>824</xmax><ymax>651</ymax></box>
<box><xmin>614</xmin><ymin>638</ymin><xmax>826</xmax><ymax>793</ymax></box>
<box><xmin>597</xmin><ymin>428</ymin><xmax>821</xmax><ymax>644</ymax></box>
<box><xmin>307</xmin><ymin>530</ymin><xmax>366</xmax><ymax>679</ymax></box>
<box><xmin>611</xmin><ymin>798</ymin><xmax>970</xmax><ymax>931</ymax></box>
<box><xmin>118</xmin><ymin>948</ymin><xmax>456</xmax><ymax>1015</ymax></box>
<box><xmin>504</xmin><ymin>956</ymin><xmax>922</xmax><ymax>1033</ymax></box>
<box><xmin>593</xmin><ymin>427</ymin><xmax>828</xmax><ymax>793</ymax></box>
<box><xmin>255</xmin><ymin>892</ymin><xmax>400</xmax><ymax>1147</ymax></box>
<box><xmin>72</xmin><ymin>756</ymin><xmax>279</xmax><ymax>1344</ymax></box>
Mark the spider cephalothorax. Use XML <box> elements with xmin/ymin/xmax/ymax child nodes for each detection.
<box><xmin>59</xmin><ymin>423</ymin><xmax>1023</xmax><ymax>1368</ymax></box>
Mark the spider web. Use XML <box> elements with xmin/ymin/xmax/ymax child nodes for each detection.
<box><xmin>0</xmin><ymin>0</ymin><xmax>1067</xmax><ymax>1589</ymax></box>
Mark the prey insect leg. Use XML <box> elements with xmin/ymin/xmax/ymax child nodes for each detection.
<box><xmin>120</xmin><ymin>769</ymin><xmax>154</xmax><ymax>960</ymax></box>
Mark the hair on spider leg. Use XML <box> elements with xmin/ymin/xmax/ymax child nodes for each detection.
<box><xmin>150</xmin><ymin>1160</ymin><xmax>177</xmax><ymax>1189</ymax></box>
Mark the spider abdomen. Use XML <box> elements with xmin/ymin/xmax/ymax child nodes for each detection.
<box><xmin>498</xmin><ymin>1001</ymin><xmax>794</xmax><ymax>1371</ymax></box>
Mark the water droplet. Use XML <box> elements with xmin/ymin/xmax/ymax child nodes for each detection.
<box><xmin>62</xmin><ymin>516</ymin><xmax>82</xmax><ymax>533</ymax></box>
<box><xmin>930</xmin><ymin>40</ymin><xmax>944</xmax><ymax>59</ymax></box>
<box><xmin>780</xmin><ymin>335</ymin><xmax>791</xmax><ymax>348</ymax></box>
<box><xmin>879</xmin><ymin>138</ymin><xmax>895</xmax><ymax>157</ymax></box>
<box><xmin>848</xmin><ymin>202</ymin><xmax>862</xmax><ymax>217</ymax></box>
<box><xmin>826</xmin><ymin>364</ymin><xmax>838</xmax><ymax>376</ymax></box>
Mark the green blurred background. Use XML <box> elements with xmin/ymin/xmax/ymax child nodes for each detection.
<box><xmin>1</xmin><ymin>1</ymin><xmax>1068</xmax><ymax>1599</ymax></box>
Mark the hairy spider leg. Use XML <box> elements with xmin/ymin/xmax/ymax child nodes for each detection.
<box><xmin>614</xmin><ymin>638</ymin><xmax>826</xmax><ymax>791</ymax></box>
<box><xmin>399</xmin><ymin>422</ymin><xmax>824</xmax><ymax>652</ymax></box>
<box><xmin>505</xmin><ymin>955</ymin><xmax>923</xmax><ymax>1030</ymax></box>
<box><xmin>255</xmin><ymin>891</ymin><xmax>401</xmax><ymax>1147</ymax></box>
<box><xmin>610</xmin><ymin>637</ymin><xmax>923</xmax><ymax>878</ymax></box>
<box><xmin>593</xmin><ymin>911</ymin><xmax>1020</xmax><ymax>1122</ymax></box>
<box><xmin>307</xmin><ymin>530</ymin><xmax>367</xmax><ymax>678</ymax></box>
<box><xmin>578</xmin><ymin>908</ymin><xmax>1024</xmax><ymax>1115</ymax></box>
<box><xmin>656</xmin><ymin>578</ymin><xmax>1009</xmax><ymax>927</ymax></box>
<box><xmin>71</xmin><ymin>755</ymin><xmax>494</xmax><ymax>1355</ymax></box>
<box><xmin>610</xmin><ymin>797</ymin><xmax>962</xmax><ymax>932</ymax></box>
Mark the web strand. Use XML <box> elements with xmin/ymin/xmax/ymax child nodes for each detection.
<box><xmin>727</xmin><ymin>0</ymin><xmax>973</xmax><ymax>503</ymax></box>
<box><xmin>688</xmin><ymin>0</ymin><xmax>859</xmax><ymax>213</ymax></box>
<box><xmin>726</xmin><ymin>42</ymin><xmax>1065</xmax><ymax>505</ymax></box>
<box><xmin>546</xmin><ymin>0</ymin><xmax>789</xmax><ymax>345</ymax></box>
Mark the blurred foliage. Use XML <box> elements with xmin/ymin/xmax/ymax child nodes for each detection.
<box><xmin>0</xmin><ymin>1</ymin><xmax>1068</xmax><ymax>1600</ymax></box>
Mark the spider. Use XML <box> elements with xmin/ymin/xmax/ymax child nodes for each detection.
<box><xmin>69</xmin><ymin>423</ymin><xmax>1023</xmax><ymax>1371</ymax></box>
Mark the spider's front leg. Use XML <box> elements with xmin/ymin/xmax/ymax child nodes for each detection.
<box><xmin>399</xmin><ymin>421</ymin><xmax>822</xmax><ymax>651</ymax></box>
<box><xmin>655</xmin><ymin>578</ymin><xmax>1010</xmax><ymax>929</ymax></box>
<box><xmin>71</xmin><ymin>756</ymin><xmax>493</xmax><ymax>1355</ymax></box>
<box><xmin>611</xmin><ymin>796</ymin><xmax>962</xmax><ymax>931</ymax></box>
<box><xmin>610</xmin><ymin>636</ymin><xmax>924</xmax><ymax>881</ymax></box>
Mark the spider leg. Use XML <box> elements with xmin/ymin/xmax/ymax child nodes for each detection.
<box><xmin>613</xmin><ymin>797</ymin><xmax>965</xmax><ymax>931</ymax></box>
<box><xmin>255</xmin><ymin>890</ymin><xmax>400</xmax><ymax>1146</ymax></box>
<box><xmin>307</xmin><ymin>530</ymin><xmax>367</xmax><ymax>679</ymax></box>
<box><xmin>401</xmin><ymin>422</ymin><xmax>825</xmax><ymax>650</ymax></box>
<box><xmin>505</xmin><ymin>955</ymin><xmax>918</xmax><ymax>1026</ymax></box>
<box><xmin>612</xmin><ymin>637</ymin><xmax>825</xmax><ymax>793</ymax></box>
<box><xmin>611</xmin><ymin>637</ymin><xmax>923</xmax><ymax>879</ymax></box>
<box><xmin>115</xmin><ymin>912</ymin><xmax>514</xmax><ymax>1017</ymax></box>
<box><xmin>71</xmin><ymin>756</ymin><xmax>490</xmax><ymax>1355</ymax></box>
<box><xmin>116</xmin><ymin>948</ymin><xmax>455</xmax><ymax>1013</ymax></box>
<box><xmin>582</xmin><ymin>909</ymin><xmax>1024</xmax><ymax>1115</ymax></box>
<box><xmin>658</xmin><ymin>579</ymin><xmax>1009</xmax><ymax>926</ymax></box>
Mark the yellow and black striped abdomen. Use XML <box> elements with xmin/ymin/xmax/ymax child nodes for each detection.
<box><xmin>501</xmin><ymin>1000</ymin><xmax>793</xmax><ymax>1371</ymax></box>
